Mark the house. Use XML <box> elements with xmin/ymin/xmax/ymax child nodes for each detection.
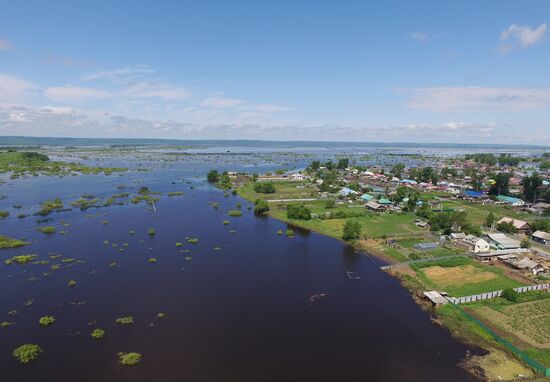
<box><xmin>360</xmin><ymin>193</ymin><xmax>374</xmax><ymax>202</ymax></box>
<box><xmin>365</xmin><ymin>201</ymin><xmax>384</xmax><ymax>212</ymax></box>
<box><xmin>463</xmin><ymin>190</ymin><xmax>486</xmax><ymax>199</ymax></box>
<box><xmin>423</xmin><ymin>291</ymin><xmax>449</xmax><ymax>306</ymax></box>
<box><xmin>290</xmin><ymin>173</ymin><xmax>306</xmax><ymax>181</ymax></box>
<box><xmin>449</xmin><ymin>232</ymin><xmax>467</xmax><ymax>241</ymax></box>
<box><xmin>462</xmin><ymin>235</ymin><xmax>491</xmax><ymax>253</ymax></box>
<box><xmin>497</xmin><ymin>217</ymin><xmax>530</xmax><ymax>233</ymax></box>
<box><xmin>532</xmin><ymin>230</ymin><xmax>550</xmax><ymax>245</ymax></box>
<box><xmin>339</xmin><ymin>187</ymin><xmax>358</xmax><ymax>197</ymax></box>
<box><xmin>378</xmin><ymin>198</ymin><xmax>393</xmax><ymax>206</ymax></box>
<box><xmin>487</xmin><ymin>233</ymin><xmax>521</xmax><ymax>250</ymax></box>
<box><xmin>514</xmin><ymin>258</ymin><xmax>546</xmax><ymax>275</ymax></box>
<box><xmin>496</xmin><ymin>195</ymin><xmax>525</xmax><ymax>206</ymax></box>
<box><xmin>531</xmin><ymin>202</ymin><xmax>550</xmax><ymax>214</ymax></box>
<box><xmin>415</xmin><ymin>221</ymin><xmax>430</xmax><ymax>229</ymax></box>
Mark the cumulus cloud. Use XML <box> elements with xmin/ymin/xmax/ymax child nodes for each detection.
<box><xmin>499</xmin><ymin>23</ymin><xmax>546</xmax><ymax>52</ymax></box>
<box><xmin>0</xmin><ymin>74</ymin><xmax>35</xmax><ymax>101</ymax></box>
<box><xmin>0</xmin><ymin>37</ymin><xmax>12</xmax><ymax>50</ymax></box>
<box><xmin>0</xmin><ymin>103</ymin><xmax>517</xmax><ymax>143</ymax></box>
<box><xmin>398</xmin><ymin>86</ymin><xmax>550</xmax><ymax>112</ymax></box>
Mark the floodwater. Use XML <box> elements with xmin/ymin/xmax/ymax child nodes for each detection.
<box><xmin>0</xmin><ymin>150</ymin><xmax>480</xmax><ymax>382</ymax></box>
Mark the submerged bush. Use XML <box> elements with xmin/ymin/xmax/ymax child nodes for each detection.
<box><xmin>118</xmin><ymin>352</ymin><xmax>142</xmax><ymax>366</ymax></box>
<box><xmin>91</xmin><ymin>328</ymin><xmax>105</xmax><ymax>339</ymax></box>
<box><xmin>115</xmin><ymin>316</ymin><xmax>134</xmax><ymax>325</ymax></box>
<box><xmin>67</xmin><ymin>280</ymin><xmax>77</xmax><ymax>287</ymax></box>
<box><xmin>40</xmin><ymin>226</ymin><xmax>56</xmax><ymax>234</ymax></box>
<box><xmin>38</xmin><ymin>316</ymin><xmax>55</xmax><ymax>326</ymax></box>
<box><xmin>13</xmin><ymin>344</ymin><xmax>42</xmax><ymax>364</ymax></box>
<box><xmin>228</xmin><ymin>210</ymin><xmax>242</xmax><ymax>217</ymax></box>
<box><xmin>148</xmin><ymin>228</ymin><xmax>156</xmax><ymax>236</ymax></box>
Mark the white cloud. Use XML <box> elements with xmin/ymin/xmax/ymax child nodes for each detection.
<box><xmin>408</xmin><ymin>32</ymin><xmax>430</xmax><ymax>43</ymax></box>
<box><xmin>119</xmin><ymin>81</ymin><xmax>190</xmax><ymax>101</ymax></box>
<box><xmin>499</xmin><ymin>23</ymin><xmax>546</xmax><ymax>50</ymax></box>
<box><xmin>202</xmin><ymin>97</ymin><xmax>246</xmax><ymax>108</ymax></box>
<box><xmin>45</xmin><ymin>85</ymin><xmax>111</xmax><ymax>102</ymax></box>
<box><xmin>399</xmin><ymin>86</ymin><xmax>550</xmax><ymax>112</ymax></box>
<box><xmin>0</xmin><ymin>37</ymin><xmax>12</xmax><ymax>50</ymax></box>
<box><xmin>0</xmin><ymin>103</ymin><xmax>523</xmax><ymax>143</ymax></box>
<box><xmin>0</xmin><ymin>74</ymin><xmax>35</xmax><ymax>101</ymax></box>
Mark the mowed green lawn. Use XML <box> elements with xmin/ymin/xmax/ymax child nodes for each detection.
<box><xmin>237</xmin><ymin>181</ymin><xmax>318</xmax><ymax>201</ymax></box>
<box><xmin>413</xmin><ymin>258</ymin><xmax>523</xmax><ymax>297</ymax></box>
<box><xmin>269</xmin><ymin>204</ymin><xmax>421</xmax><ymax>239</ymax></box>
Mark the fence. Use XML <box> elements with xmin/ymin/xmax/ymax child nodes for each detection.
<box><xmin>448</xmin><ymin>303</ymin><xmax>550</xmax><ymax>377</ymax></box>
<box><xmin>448</xmin><ymin>283</ymin><xmax>550</xmax><ymax>304</ymax></box>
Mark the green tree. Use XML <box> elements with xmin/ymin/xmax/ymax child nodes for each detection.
<box><xmin>342</xmin><ymin>220</ymin><xmax>362</xmax><ymax>241</ymax></box>
<box><xmin>520</xmin><ymin>237</ymin><xmax>531</xmax><ymax>248</ymax></box>
<box><xmin>253</xmin><ymin>182</ymin><xmax>276</xmax><ymax>193</ymax></box>
<box><xmin>253</xmin><ymin>199</ymin><xmax>269</xmax><ymax>215</ymax></box>
<box><xmin>489</xmin><ymin>173</ymin><xmax>511</xmax><ymax>196</ymax></box>
<box><xmin>207</xmin><ymin>170</ymin><xmax>219</xmax><ymax>183</ymax></box>
<box><xmin>391</xmin><ymin>163</ymin><xmax>405</xmax><ymax>179</ymax></box>
<box><xmin>501</xmin><ymin>288</ymin><xmax>519</xmax><ymax>302</ymax></box>
<box><xmin>485</xmin><ymin>212</ymin><xmax>497</xmax><ymax>227</ymax></box>
<box><xmin>286</xmin><ymin>204</ymin><xmax>311</xmax><ymax>220</ymax></box>
<box><xmin>522</xmin><ymin>172</ymin><xmax>542</xmax><ymax>203</ymax></box>
<box><xmin>337</xmin><ymin>158</ymin><xmax>349</xmax><ymax>169</ymax></box>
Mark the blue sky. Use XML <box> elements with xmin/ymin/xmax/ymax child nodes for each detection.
<box><xmin>1</xmin><ymin>0</ymin><xmax>549</xmax><ymax>143</ymax></box>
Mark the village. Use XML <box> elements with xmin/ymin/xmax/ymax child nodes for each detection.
<box><xmin>221</xmin><ymin>152</ymin><xmax>550</xmax><ymax>376</ymax></box>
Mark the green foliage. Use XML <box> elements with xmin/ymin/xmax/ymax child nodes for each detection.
<box><xmin>156</xmin><ymin>312</ymin><xmax>165</xmax><ymax>318</ymax></box>
<box><xmin>411</xmin><ymin>257</ymin><xmax>470</xmax><ymax>271</ymax></box>
<box><xmin>501</xmin><ymin>288</ymin><xmax>519</xmax><ymax>302</ymax></box>
<box><xmin>520</xmin><ymin>237</ymin><xmax>531</xmax><ymax>248</ymax></box>
<box><xmin>91</xmin><ymin>328</ymin><xmax>105</xmax><ymax>339</ymax></box>
<box><xmin>285</xmin><ymin>229</ymin><xmax>295</xmax><ymax>237</ymax></box>
<box><xmin>488</xmin><ymin>173</ymin><xmax>511</xmax><ymax>196</ymax></box>
<box><xmin>148</xmin><ymin>228</ymin><xmax>156</xmax><ymax>236</ymax></box>
<box><xmin>0</xmin><ymin>235</ymin><xmax>28</xmax><ymax>249</ymax></box>
<box><xmin>38</xmin><ymin>316</ymin><xmax>55</xmax><ymax>326</ymax></box>
<box><xmin>4</xmin><ymin>254</ymin><xmax>38</xmax><ymax>265</ymax></box>
<box><xmin>0</xmin><ymin>210</ymin><xmax>9</xmax><ymax>218</ymax></box>
<box><xmin>497</xmin><ymin>221</ymin><xmax>517</xmax><ymax>234</ymax></box>
<box><xmin>464</xmin><ymin>153</ymin><xmax>497</xmax><ymax>166</ymax></box>
<box><xmin>67</xmin><ymin>280</ymin><xmax>77</xmax><ymax>287</ymax></box>
<box><xmin>115</xmin><ymin>316</ymin><xmax>134</xmax><ymax>325</ymax></box>
<box><xmin>227</xmin><ymin>210</ymin><xmax>242</xmax><ymax>217</ymax></box>
<box><xmin>186</xmin><ymin>237</ymin><xmax>199</xmax><ymax>244</ymax></box>
<box><xmin>253</xmin><ymin>181</ymin><xmax>276</xmax><ymax>194</ymax></box>
<box><xmin>324</xmin><ymin>199</ymin><xmax>336</xmax><ymax>209</ymax></box>
<box><xmin>118</xmin><ymin>352</ymin><xmax>142</xmax><ymax>366</ymax></box>
<box><xmin>522</xmin><ymin>173</ymin><xmax>542</xmax><ymax>202</ymax></box>
<box><xmin>40</xmin><ymin>226</ymin><xmax>56</xmax><ymax>234</ymax></box>
<box><xmin>253</xmin><ymin>199</ymin><xmax>269</xmax><ymax>215</ymax></box>
<box><xmin>207</xmin><ymin>170</ymin><xmax>219</xmax><ymax>182</ymax></box>
<box><xmin>336</xmin><ymin>158</ymin><xmax>349</xmax><ymax>169</ymax></box>
<box><xmin>485</xmin><ymin>212</ymin><xmax>497</xmax><ymax>227</ymax></box>
<box><xmin>1</xmin><ymin>321</ymin><xmax>15</xmax><ymax>327</ymax></box>
<box><xmin>342</xmin><ymin>220</ymin><xmax>362</xmax><ymax>241</ymax></box>
<box><xmin>286</xmin><ymin>203</ymin><xmax>311</xmax><ymax>220</ymax></box>
<box><xmin>13</xmin><ymin>344</ymin><xmax>42</xmax><ymax>364</ymax></box>
<box><xmin>167</xmin><ymin>191</ymin><xmax>183</xmax><ymax>196</ymax></box>
<box><xmin>37</xmin><ymin>198</ymin><xmax>64</xmax><ymax>216</ymax></box>
<box><xmin>148</xmin><ymin>257</ymin><xmax>157</xmax><ymax>263</ymax></box>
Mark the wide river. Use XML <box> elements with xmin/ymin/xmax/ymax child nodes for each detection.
<box><xmin>0</xmin><ymin>149</ymin><xmax>480</xmax><ymax>381</ymax></box>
